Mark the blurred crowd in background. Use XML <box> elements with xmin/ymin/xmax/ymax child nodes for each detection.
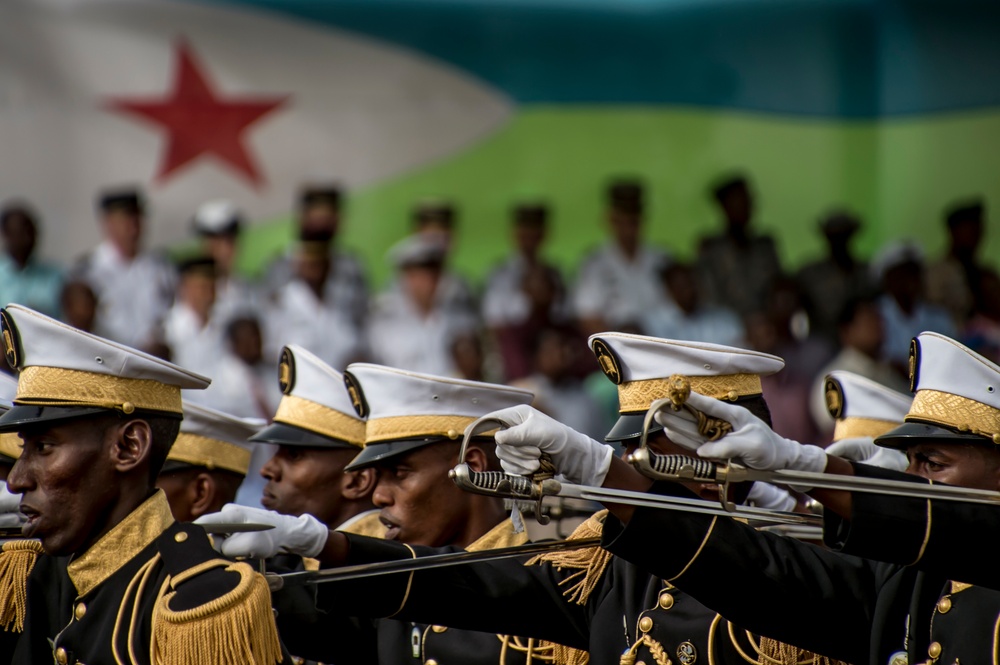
<box><xmin>0</xmin><ymin>175</ymin><xmax>993</xmax><ymax>448</ymax></box>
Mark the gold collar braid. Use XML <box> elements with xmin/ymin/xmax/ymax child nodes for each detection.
<box><xmin>617</xmin><ymin>373</ymin><xmax>762</xmax><ymax>414</ymax></box>
<box><xmin>15</xmin><ymin>366</ymin><xmax>182</xmax><ymax>415</ymax></box>
<box><xmin>906</xmin><ymin>389</ymin><xmax>1000</xmax><ymax>444</ymax></box>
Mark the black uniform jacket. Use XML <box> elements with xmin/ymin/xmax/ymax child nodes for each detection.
<box><xmin>0</xmin><ymin>490</ymin><xmax>284</xmax><ymax>665</ymax></box>
<box><xmin>600</xmin><ymin>464</ymin><xmax>1000</xmax><ymax>665</ymax></box>
<box><xmin>276</xmin><ymin>511</ymin><xmax>831</xmax><ymax>665</ymax></box>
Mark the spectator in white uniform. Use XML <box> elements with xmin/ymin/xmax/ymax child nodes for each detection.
<box><xmin>265</xmin><ymin>185</ymin><xmax>368</xmax><ymax>326</ymax></box>
<box><xmin>642</xmin><ymin>261</ymin><xmax>745</xmax><ymax>346</ymax></box>
<box><xmin>192</xmin><ymin>200</ymin><xmax>259</xmax><ymax>324</ymax></box>
<box><xmin>161</xmin><ymin>257</ymin><xmax>225</xmax><ymax>372</ymax></box>
<box><xmin>369</xmin><ymin>233</ymin><xmax>478</xmax><ymax>376</ymax></box>
<box><xmin>406</xmin><ymin>199</ymin><xmax>476</xmax><ymax>313</ymax></box>
<box><xmin>69</xmin><ymin>187</ymin><xmax>175</xmax><ymax>350</ymax></box>
<box><xmin>572</xmin><ymin>179</ymin><xmax>670</xmax><ymax>335</ymax></box>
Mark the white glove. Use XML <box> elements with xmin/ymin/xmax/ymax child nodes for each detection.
<box><xmin>485</xmin><ymin>405</ymin><xmax>614</xmax><ymax>486</ymax></box>
<box><xmin>826</xmin><ymin>437</ymin><xmax>909</xmax><ymax>472</ymax></box>
<box><xmin>0</xmin><ymin>481</ymin><xmax>25</xmax><ymax>530</ymax></box>
<box><xmin>653</xmin><ymin>392</ymin><xmax>828</xmax><ymax>474</ymax></box>
<box><xmin>746</xmin><ymin>482</ymin><xmax>798</xmax><ymax>512</ymax></box>
<box><xmin>194</xmin><ymin>504</ymin><xmax>329</xmax><ymax>559</ymax></box>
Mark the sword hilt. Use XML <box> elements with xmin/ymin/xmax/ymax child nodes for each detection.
<box><xmin>630</xmin><ymin>450</ymin><xmax>721</xmax><ymax>482</ymax></box>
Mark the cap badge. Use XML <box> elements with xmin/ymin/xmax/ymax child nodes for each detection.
<box><xmin>0</xmin><ymin>309</ymin><xmax>21</xmax><ymax>370</ymax></box>
<box><xmin>278</xmin><ymin>347</ymin><xmax>295</xmax><ymax>395</ymax></box>
<box><xmin>824</xmin><ymin>378</ymin><xmax>844</xmax><ymax>419</ymax></box>
<box><xmin>908</xmin><ymin>338</ymin><xmax>920</xmax><ymax>393</ymax></box>
<box><xmin>592</xmin><ymin>339</ymin><xmax>623</xmax><ymax>385</ymax></box>
<box><xmin>344</xmin><ymin>372</ymin><xmax>368</xmax><ymax>418</ymax></box>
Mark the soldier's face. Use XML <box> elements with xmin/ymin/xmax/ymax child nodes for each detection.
<box><xmin>372</xmin><ymin>442</ymin><xmax>469</xmax><ymax>547</ymax></box>
<box><xmin>905</xmin><ymin>441</ymin><xmax>1000</xmax><ymax>491</ymax></box>
<box><xmin>7</xmin><ymin>418</ymin><xmax>119</xmax><ymax>556</ymax></box>
<box><xmin>260</xmin><ymin>445</ymin><xmax>357</xmax><ymax>525</ymax></box>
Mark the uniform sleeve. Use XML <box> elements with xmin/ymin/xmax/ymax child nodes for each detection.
<box><xmin>306</xmin><ymin>534</ymin><xmax>596</xmax><ymax>651</ymax></box>
<box><xmin>825</xmin><ymin>462</ymin><xmax>1000</xmax><ymax>590</ymax></box>
<box><xmin>600</xmin><ymin>481</ymin><xmax>881</xmax><ymax>664</ymax></box>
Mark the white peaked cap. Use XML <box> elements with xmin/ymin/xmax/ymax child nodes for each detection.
<box><xmin>0</xmin><ymin>304</ymin><xmax>209</xmax><ymax>429</ymax></box>
<box><xmin>166</xmin><ymin>402</ymin><xmax>264</xmax><ymax>476</ymax></box>
<box><xmin>875</xmin><ymin>332</ymin><xmax>1000</xmax><ymax>448</ymax></box>
<box><xmin>193</xmin><ymin>199</ymin><xmax>242</xmax><ymax>234</ymax></box>
<box><xmin>588</xmin><ymin>332</ymin><xmax>785</xmax><ymax>414</ymax></box>
<box><xmin>257</xmin><ymin>345</ymin><xmax>366</xmax><ymax>448</ymax></box>
<box><xmin>871</xmin><ymin>239</ymin><xmax>924</xmax><ymax>282</ymax></box>
<box><xmin>387</xmin><ymin>232</ymin><xmax>449</xmax><ymax>268</ymax></box>
<box><xmin>824</xmin><ymin>371</ymin><xmax>912</xmax><ymax>442</ymax></box>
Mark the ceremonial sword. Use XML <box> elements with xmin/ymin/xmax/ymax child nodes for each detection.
<box><xmin>627</xmin><ymin>378</ymin><xmax>1000</xmax><ymax>508</ymax></box>
<box><xmin>447</xmin><ymin>418</ymin><xmax>820</xmax><ymax>527</ymax></box>
<box><xmin>0</xmin><ymin>522</ymin><xmax>276</xmax><ymax>540</ymax></box>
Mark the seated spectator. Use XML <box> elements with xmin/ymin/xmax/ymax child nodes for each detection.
<box><xmin>873</xmin><ymin>240</ymin><xmax>955</xmax><ymax>372</ymax></box>
<box><xmin>962</xmin><ymin>269</ymin><xmax>1000</xmax><ymax>364</ymax></box>
<box><xmin>69</xmin><ymin>186</ymin><xmax>175</xmax><ymax>349</ymax></box>
<box><xmin>642</xmin><ymin>262</ymin><xmax>744</xmax><ymax>346</ymax></box>
<box><xmin>59</xmin><ymin>280</ymin><xmax>98</xmax><ymax>333</ymax></box>
<box><xmin>697</xmin><ymin>173</ymin><xmax>782</xmax><ymax>317</ymax></box>
<box><xmin>511</xmin><ymin>327</ymin><xmax>608</xmax><ymax>441</ymax></box>
<box><xmin>192</xmin><ymin>200</ymin><xmax>259</xmax><ymax>323</ymax></box>
<box><xmin>451</xmin><ymin>332</ymin><xmax>487</xmax><ymax>382</ymax></box>
<box><xmin>161</xmin><ymin>256</ymin><xmax>224</xmax><ymax>372</ymax></box>
<box><xmin>572</xmin><ymin>178</ymin><xmax>670</xmax><ymax>336</ymax></box>
<box><xmin>926</xmin><ymin>199</ymin><xmax>987</xmax><ymax>327</ymax></box>
<box><xmin>0</xmin><ymin>202</ymin><xmax>62</xmax><ymax>317</ymax></box>
<box><xmin>368</xmin><ymin>233</ymin><xmax>478</xmax><ymax>376</ymax></box>
<box><xmin>796</xmin><ymin>210</ymin><xmax>873</xmax><ymax>342</ymax></box>
<box><xmin>266</xmin><ymin>234</ymin><xmax>367</xmax><ymax>370</ymax></box>
<box><xmin>405</xmin><ymin>198</ymin><xmax>476</xmax><ymax>312</ymax></box>
<box><xmin>809</xmin><ymin>297</ymin><xmax>911</xmax><ymax>437</ymax></box>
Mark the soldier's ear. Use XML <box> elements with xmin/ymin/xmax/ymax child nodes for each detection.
<box><xmin>463</xmin><ymin>445</ymin><xmax>490</xmax><ymax>474</ymax></box>
<box><xmin>189</xmin><ymin>473</ymin><xmax>217</xmax><ymax>519</ymax></box>
<box><xmin>113</xmin><ymin>419</ymin><xmax>153</xmax><ymax>473</ymax></box>
<box><xmin>342</xmin><ymin>467</ymin><xmax>376</xmax><ymax>500</ymax></box>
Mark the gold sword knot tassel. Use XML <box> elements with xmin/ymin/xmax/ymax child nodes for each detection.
<box><xmin>666</xmin><ymin>374</ymin><xmax>734</xmax><ymax>443</ymax></box>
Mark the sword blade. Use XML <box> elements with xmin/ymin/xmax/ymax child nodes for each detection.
<box><xmin>266</xmin><ymin>537</ymin><xmax>602</xmax><ymax>591</ymax></box>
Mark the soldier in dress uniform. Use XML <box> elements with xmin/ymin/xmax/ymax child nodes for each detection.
<box><xmin>69</xmin><ymin>187</ymin><xmax>176</xmax><ymax>350</ymax></box>
<box><xmin>200</xmin><ymin>365</ymin><xmax>563</xmax><ymax>664</ymax></box>
<box><xmin>0</xmin><ymin>304</ymin><xmax>283</xmax><ymax>665</ymax></box>
<box><xmin>250</xmin><ymin>344</ymin><xmax>381</xmax><ymax>535</ymax></box>
<box><xmin>572</xmin><ymin>179</ymin><xmax>671</xmax><ymax>335</ymax></box>
<box><xmin>155</xmin><ymin>401</ymin><xmax>263</xmax><ymax>522</ymax></box>
<box><xmin>201</xmin><ymin>335</ymin><xmax>840</xmax><ymax>665</ymax></box>
<box><xmin>585</xmin><ymin>331</ymin><xmax>1000</xmax><ymax>664</ymax></box>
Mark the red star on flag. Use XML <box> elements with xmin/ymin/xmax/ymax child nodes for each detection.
<box><xmin>107</xmin><ymin>40</ymin><xmax>288</xmax><ymax>188</ymax></box>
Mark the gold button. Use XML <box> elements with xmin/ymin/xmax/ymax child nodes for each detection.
<box><xmin>638</xmin><ymin>616</ymin><xmax>653</xmax><ymax>633</ymax></box>
<box><xmin>55</xmin><ymin>647</ymin><xmax>68</xmax><ymax>665</ymax></box>
<box><xmin>74</xmin><ymin>603</ymin><xmax>87</xmax><ymax>620</ymax></box>
<box><xmin>425</xmin><ymin>660</ymin><xmax>439</xmax><ymax>665</ymax></box>
<box><xmin>446</xmin><ymin>429</ymin><xmax>459</xmax><ymax>439</ymax></box>
<box><xmin>174</xmin><ymin>532</ymin><xmax>188</xmax><ymax>543</ymax></box>
<box><xmin>431</xmin><ymin>625</ymin><xmax>447</xmax><ymax>633</ymax></box>
<box><xmin>928</xmin><ymin>642</ymin><xmax>942</xmax><ymax>659</ymax></box>
<box><xmin>937</xmin><ymin>597</ymin><xmax>952</xmax><ymax>614</ymax></box>
<box><xmin>658</xmin><ymin>592</ymin><xmax>675</xmax><ymax>610</ymax></box>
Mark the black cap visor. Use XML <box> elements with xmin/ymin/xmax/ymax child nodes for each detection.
<box><xmin>605</xmin><ymin>413</ymin><xmax>663</xmax><ymax>443</ymax></box>
<box><xmin>345</xmin><ymin>437</ymin><xmax>452</xmax><ymax>471</ymax></box>
<box><xmin>249</xmin><ymin>422</ymin><xmax>359</xmax><ymax>449</ymax></box>
<box><xmin>875</xmin><ymin>420</ymin><xmax>993</xmax><ymax>450</ymax></box>
<box><xmin>0</xmin><ymin>405</ymin><xmax>174</xmax><ymax>433</ymax></box>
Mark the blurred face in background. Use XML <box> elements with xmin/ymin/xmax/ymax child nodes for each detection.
<box><xmin>514</xmin><ymin>223</ymin><xmax>545</xmax><ymax>259</ymax></box>
<box><xmin>608</xmin><ymin>209</ymin><xmax>641</xmax><ymax>253</ymax></box>
<box><xmin>840</xmin><ymin>302</ymin><xmax>884</xmax><ymax>358</ymax></box>
<box><xmin>299</xmin><ymin>203</ymin><xmax>340</xmax><ymax>238</ymax></box>
<box><xmin>664</xmin><ymin>264</ymin><xmax>699</xmax><ymax>315</ymax></box>
<box><xmin>1</xmin><ymin>210</ymin><xmax>38</xmax><ymax>265</ymax></box>
<box><xmin>227</xmin><ymin>318</ymin><xmax>263</xmax><ymax>365</ymax></box>
<box><xmin>295</xmin><ymin>252</ymin><xmax>331</xmax><ymax>298</ymax></box>
<box><xmin>102</xmin><ymin>207</ymin><xmax>143</xmax><ymax>259</ymax></box>
<box><xmin>719</xmin><ymin>182</ymin><xmax>753</xmax><ymax>229</ymax></box>
<box><xmin>401</xmin><ymin>262</ymin><xmax>443</xmax><ymax>313</ymax></box>
<box><xmin>60</xmin><ymin>281</ymin><xmax>97</xmax><ymax>333</ymax></box>
<box><xmin>204</xmin><ymin>233</ymin><xmax>238</xmax><ymax>276</ymax></box>
<box><xmin>178</xmin><ymin>272</ymin><xmax>216</xmax><ymax>323</ymax></box>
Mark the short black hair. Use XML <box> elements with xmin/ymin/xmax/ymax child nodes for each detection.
<box><xmin>836</xmin><ymin>296</ymin><xmax>878</xmax><ymax>329</ymax></box>
<box><xmin>0</xmin><ymin>204</ymin><xmax>37</xmax><ymax>233</ymax></box>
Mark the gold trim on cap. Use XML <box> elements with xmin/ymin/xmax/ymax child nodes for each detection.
<box><xmin>906</xmin><ymin>389</ymin><xmax>1000</xmax><ymax>443</ymax></box>
<box><xmin>273</xmin><ymin>395</ymin><xmax>365</xmax><ymax>447</ymax></box>
<box><xmin>832</xmin><ymin>417</ymin><xmax>899</xmax><ymax>442</ymax></box>
<box><xmin>15</xmin><ymin>366</ymin><xmax>182</xmax><ymax>414</ymax></box>
<box><xmin>617</xmin><ymin>373</ymin><xmax>762</xmax><ymax>414</ymax></box>
<box><xmin>365</xmin><ymin>415</ymin><xmax>478</xmax><ymax>444</ymax></box>
<box><xmin>0</xmin><ymin>433</ymin><xmax>20</xmax><ymax>460</ymax></box>
<box><xmin>167</xmin><ymin>433</ymin><xmax>252</xmax><ymax>475</ymax></box>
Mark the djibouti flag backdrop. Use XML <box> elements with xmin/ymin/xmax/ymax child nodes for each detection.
<box><xmin>3</xmin><ymin>0</ymin><xmax>1000</xmax><ymax>285</ymax></box>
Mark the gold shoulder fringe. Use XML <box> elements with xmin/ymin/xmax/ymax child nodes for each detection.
<box><xmin>339</xmin><ymin>511</ymin><xmax>387</xmax><ymax>539</ymax></box>
<box><xmin>758</xmin><ymin>637</ymin><xmax>852</xmax><ymax>665</ymax></box>
<box><xmin>152</xmin><ymin>561</ymin><xmax>282</xmax><ymax>665</ymax></box>
<box><xmin>0</xmin><ymin>540</ymin><xmax>43</xmax><ymax>633</ymax></box>
<box><xmin>547</xmin><ymin>642</ymin><xmax>590</xmax><ymax>665</ymax></box>
<box><xmin>527</xmin><ymin>510</ymin><xmax>612</xmax><ymax>607</ymax></box>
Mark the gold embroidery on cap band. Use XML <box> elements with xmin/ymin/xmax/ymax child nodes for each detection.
<box><xmin>365</xmin><ymin>415</ymin><xmax>479</xmax><ymax>444</ymax></box>
<box><xmin>0</xmin><ymin>433</ymin><xmax>20</xmax><ymax>460</ymax></box>
<box><xmin>617</xmin><ymin>373</ymin><xmax>762</xmax><ymax>414</ymax></box>
<box><xmin>15</xmin><ymin>366</ymin><xmax>182</xmax><ymax>414</ymax></box>
<box><xmin>832</xmin><ymin>417</ymin><xmax>899</xmax><ymax>442</ymax></box>
<box><xmin>907</xmin><ymin>389</ymin><xmax>1000</xmax><ymax>443</ymax></box>
<box><xmin>167</xmin><ymin>433</ymin><xmax>252</xmax><ymax>475</ymax></box>
<box><xmin>273</xmin><ymin>395</ymin><xmax>365</xmax><ymax>447</ymax></box>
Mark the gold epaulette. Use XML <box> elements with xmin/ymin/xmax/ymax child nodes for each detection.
<box><xmin>756</xmin><ymin>637</ymin><xmax>851</xmax><ymax>665</ymax></box>
<box><xmin>338</xmin><ymin>511</ymin><xmax>387</xmax><ymax>539</ymax></box>
<box><xmin>0</xmin><ymin>540</ymin><xmax>43</xmax><ymax>633</ymax></box>
<box><xmin>527</xmin><ymin>510</ymin><xmax>612</xmax><ymax>607</ymax></box>
<box><xmin>151</xmin><ymin>560</ymin><xmax>282</xmax><ymax>665</ymax></box>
